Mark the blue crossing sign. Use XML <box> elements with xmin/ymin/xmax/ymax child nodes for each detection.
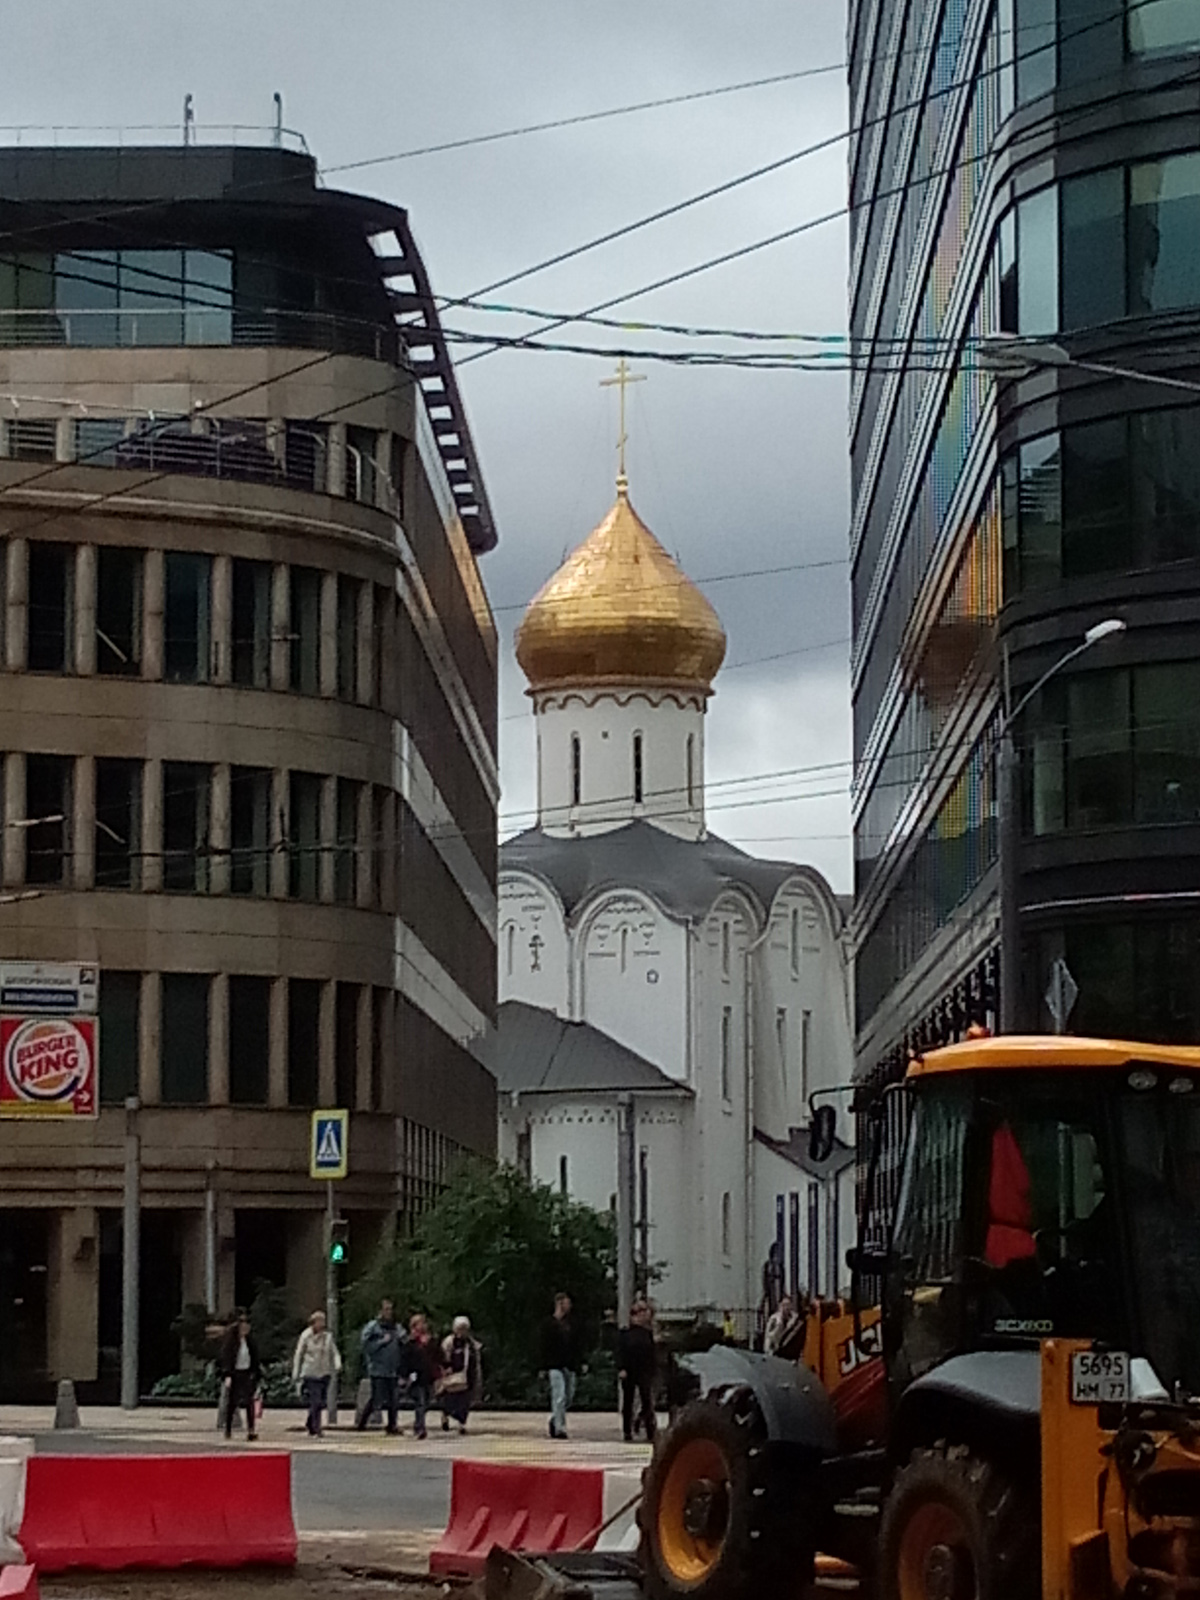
<box><xmin>310</xmin><ymin>1109</ymin><xmax>349</xmax><ymax>1179</ymax></box>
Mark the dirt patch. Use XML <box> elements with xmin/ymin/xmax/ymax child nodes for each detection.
<box><xmin>42</xmin><ymin>1563</ymin><xmax>460</xmax><ymax>1600</ymax></box>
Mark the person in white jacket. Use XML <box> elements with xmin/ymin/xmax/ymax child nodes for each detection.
<box><xmin>292</xmin><ymin>1310</ymin><xmax>342</xmax><ymax>1437</ymax></box>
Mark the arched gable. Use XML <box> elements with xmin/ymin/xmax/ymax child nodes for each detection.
<box><xmin>575</xmin><ymin>887</ymin><xmax>688</xmax><ymax>1080</ymax></box>
<box><xmin>498</xmin><ymin>867</ymin><xmax>570</xmax><ymax>1016</ymax></box>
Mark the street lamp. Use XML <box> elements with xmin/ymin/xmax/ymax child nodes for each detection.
<box><xmin>998</xmin><ymin>617</ymin><xmax>1127</xmax><ymax>1032</ymax></box>
<box><xmin>976</xmin><ymin>334</ymin><xmax>1200</xmax><ymax>398</ymax></box>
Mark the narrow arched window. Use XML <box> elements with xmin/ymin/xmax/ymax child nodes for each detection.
<box><xmin>571</xmin><ymin>734</ymin><xmax>582</xmax><ymax>806</ymax></box>
<box><xmin>620</xmin><ymin>925</ymin><xmax>629</xmax><ymax>974</ymax></box>
<box><xmin>686</xmin><ymin>735</ymin><xmax>695</xmax><ymax>808</ymax></box>
<box><xmin>790</xmin><ymin>907</ymin><xmax>800</xmax><ymax>976</ymax></box>
<box><xmin>633</xmin><ymin>732</ymin><xmax>644</xmax><ymax>804</ymax></box>
<box><xmin>505</xmin><ymin>923</ymin><xmax>515</xmax><ymax>977</ymax></box>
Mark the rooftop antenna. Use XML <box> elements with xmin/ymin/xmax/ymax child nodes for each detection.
<box><xmin>273</xmin><ymin>93</ymin><xmax>283</xmax><ymax>149</ymax></box>
<box><xmin>182</xmin><ymin>95</ymin><xmax>195</xmax><ymax>147</ymax></box>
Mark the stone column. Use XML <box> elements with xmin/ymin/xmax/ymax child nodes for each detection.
<box><xmin>46</xmin><ymin>1208</ymin><xmax>99</xmax><ymax>1382</ymax></box>
<box><xmin>139</xmin><ymin>970</ymin><xmax>161</xmax><ymax>1105</ymax></box>
<box><xmin>211</xmin><ymin>554</ymin><xmax>232</xmax><ymax>685</ymax></box>
<box><xmin>319</xmin><ymin>775</ymin><xmax>336</xmax><ymax>904</ymax></box>
<box><xmin>268</xmin><ymin>977</ymin><xmax>288</xmax><ymax>1108</ymax></box>
<box><xmin>319</xmin><ymin>570</ymin><xmax>337</xmax><ymax>699</ymax></box>
<box><xmin>208</xmin><ymin>972</ymin><xmax>229</xmax><ymax>1105</ymax></box>
<box><xmin>356</xmin><ymin>783</ymin><xmax>374</xmax><ymax>909</ymax></box>
<box><xmin>73</xmin><ymin>754</ymin><xmax>95</xmax><ymax>890</ymax></box>
<box><xmin>327</xmin><ymin>423</ymin><xmax>347</xmax><ymax>498</ymax></box>
<box><xmin>381</xmin><ymin>791</ymin><xmax>397</xmax><ymax>915</ymax></box>
<box><xmin>285</xmin><ymin>1212</ymin><xmax>326</xmax><ymax>1321</ymax></box>
<box><xmin>210</xmin><ymin>763</ymin><xmax>231</xmax><ymax>896</ymax></box>
<box><xmin>6</xmin><ymin>538</ymin><xmax>27</xmax><ymax>671</ymax></box>
<box><xmin>3</xmin><ymin>751</ymin><xmax>24</xmax><ymax>887</ymax></box>
<box><xmin>141</xmin><ymin>759</ymin><xmax>163</xmax><ymax>892</ymax></box>
<box><xmin>380</xmin><ymin>587</ymin><xmax>397</xmax><ymax>715</ymax></box>
<box><xmin>379</xmin><ymin>988</ymin><xmax>397</xmax><ymax>1114</ymax></box>
<box><xmin>142</xmin><ymin>549</ymin><xmax>164</xmax><ymax>680</ymax></box>
<box><xmin>74</xmin><ymin>545</ymin><xmax>97</xmax><ymax>676</ymax></box>
<box><xmin>270</xmin><ymin>564</ymin><xmax>290</xmax><ymax>690</ymax></box>
<box><xmin>356</xmin><ymin>985</ymin><xmax>373</xmax><ymax>1110</ymax></box>
<box><xmin>54</xmin><ymin>416</ymin><xmax>74</xmax><ymax>464</ymax></box>
<box><xmin>270</xmin><ymin>768</ymin><xmax>289</xmax><ymax>899</ymax></box>
<box><xmin>357</xmin><ymin>582</ymin><xmax>375</xmax><ymax>707</ymax></box>
<box><xmin>318</xmin><ymin>980</ymin><xmax>336</xmax><ymax>1106</ymax></box>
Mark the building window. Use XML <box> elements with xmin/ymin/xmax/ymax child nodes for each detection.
<box><xmin>505</xmin><ymin>923</ymin><xmax>515</xmax><ymax>977</ymax></box>
<box><xmin>1015</xmin><ymin>185</ymin><xmax>1059</xmax><ymax>336</ymax></box>
<box><xmin>801</xmin><ymin>1009</ymin><xmax>812</xmax><ymax>1103</ymax></box>
<box><xmin>4</xmin><ymin>419</ymin><xmax>56</xmax><ymax>462</ymax></box>
<box><xmin>776</xmin><ymin>1007</ymin><xmax>788</xmax><ymax>1077</ymax></box>
<box><xmin>336</xmin><ymin>575</ymin><xmax>360</xmax><ymax>701</ymax></box>
<box><xmin>1129</xmin><ymin>0</ymin><xmax>1200</xmax><ymax>53</ymax></box>
<box><xmin>632</xmin><ymin>732</ymin><xmax>644</xmax><ymax>804</ymax></box>
<box><xmin>160</xmin><ymin>973</ymin><xmax>209</xmax><ymax>1104</ymax></box>
<box><xmin>790</xmin><ymin>907</ymin><xmax>800</xmax><ymax>976</ymax></box>
<box><xmin>1130</xmin><ymin>152</ymin><xmax>1200</xmax><ymax>317</ymax></box>
<box><xmin>98</xmin><ymin>970</ymin><xmax>140</xmax><ymax>1105</ymax></box>
<box><xmin>75</xmin><ymin>418</ymin><xmax>125</xmax><ymax>467</ymax></box>
<box><xmin>163</xmin><ymin>762</ymin><xmax>211</xmax><ymax>892</ymax></box>
<box><xmin>288</xmin><ymin>771</ymin><xmax>322</xmax><ymax>900</ymax></box>
<box><xmin>721</xmin><ymin>920</ymin><xmax>731</xmax><ymax>978</ymax></box>
<box><xmin>45</xmin><ymin>249</ymin><xmax>233</xmax><ymax>347</ymax></box>
<box><xmin>230</xmin><ymin>766</ymin><xmax>271</xmax><ymax>896</ymax></box>
<box><xmin>231</xmin><ymin>559</ymin><xmax>271</xmax><ymax>688</ymax></box>
<box><xmin>290</xmin><ymin>567</ymin><xmax>321</xmax><ymax>695</ymax></box>
<box><xmin>163</xmin><ymin>552</ymin><xmax>211</xmax><ymax>683</ymax></box>
<box><xmin>284</xmin><ymin>421</ymin><xmax>328</xmax><ymax>492</ymax></box>
<box><xmin>27</xmin><ymin>543</ymin><xmax>72</xmax><ymax>672</ymax></box>
<box><xmin>335</xmin><ymin>778</ymin><xmax>359</xmax><ymax>905</ymax></box>
<box><xmin>345</xmin><ymin>427</ymin><xmax>378</xmax><ymax>505</ymax></box>
<box><xmin>287</xmin><ymin>978</ymin><xmax>321</xmax><ymax>1107</ymax></box>
<box><xmin>721</xmin><ymin>1191</ymin><xmax>732</xmax><ymax>1258</ymax></box>
<box><xmin>229</xmin><ymin>975</ymin><xmax>270</xmax><ymax>1105</ymax></box>
<box><xmin>571</xmin><ymin>734</ymin><xmax>582</xmax><ymax>806</ymax></box>
<box><xmin>686</xmin><ymin>734</ymin><xmax>695</xmax><ymax>808</ymax></box>
<box><xmin>95</xmin><ymin>547</ymin><xmax>141</xmax><ymax>675</ymax></box>
<box><xmin>24</xmin><ymin>754</ymin><xmax>70</xmax><ymax>884</ymax></box>
<box><xmin>516</xmin><ymin>1126</ymin><xmax>532</xmax><ymax>1179</ymax></box>
<box><xmin>335</xmin><ymin>982</ymin><xmax>358</xmax><ymax>1108</ymax></box>
<box><xmin>1014</xmin><ymin>0</ymin><xmax>1057</xmax><ymax>102</ymax></box>
<box><xmin>720</xmin><ymin>1006</ymin><xmax>732</xmax><ymax>1101</ymax></box>
<box><xmin>94</xmin><ymin>757</ymin><xmax>141</xmax><ymax>888</ymax></box>
<box><xmin>559</xmin><ymin>1154</ymin><xmax>569</xmax><ymax>1195</ymax></box>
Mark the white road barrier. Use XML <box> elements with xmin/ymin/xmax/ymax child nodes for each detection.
<box><xmin>597</xmin><ymin>1468</ymin><xmax>643</xmax><ymax>1553</ymax></box>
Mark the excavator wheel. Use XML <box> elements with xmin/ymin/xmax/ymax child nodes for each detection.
<box><xmin>878</xmin><ymin>1443</ymin><xmax>1039</xmax><ymax>1600</ymax></box>
<box><xmin>638</xmin><ymin>1391</ymin><xmax>815</xmax><ymax>1600</ymax></box>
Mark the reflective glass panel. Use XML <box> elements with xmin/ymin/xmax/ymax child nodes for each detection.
<box><xmin>1061</xmin><ymin>168</ymin><xmax>1126</xmax><ymax>330</ymax></box>
<box><xmin>184</xmin><ymin>251</ymin><xmax>233</xmax><ymax>345</ymax></box>
<box><xmin>1129</xmin><ymin>153</ymin><xmax>1200</xmax><ymax>315</ymax></box>
<box><xmin>1018</xmin><ymin>186</ymin><xmax>1060</xmax><ymax>333</ymax></box>
<box><xmin>1017</xmin><ymin>0</ymin><xmax>1058</xmax><ymax>100</ymax></box>
<box><xmin>1129</xmin><ymin>0</ymin><xmax>1200</xmax><ymax>53</ymax></box>
<box><xmin>1019</xmin><ymin>433</ymin><xmax>1063</xmax><ymax>589</ymax></box>
<box><xmin>1067</xmin><ymin>670</ymin><xmax>1133</xmax><ymax>829</ymax></box>
<box><xmin>54</xmin><ymin>252</ymin><xmax>118</xmax><ymax>346</ymax></box>
<box><xmin>1062</xmin><ymin>417</ymin><xmax>1127</xmax><ymax>576</ymax></box>
<box><xmin>120</xmin><ymin>250</ymin><xmax>183</xmax><ymax>345</ymax></box>
<box><xmin>1135</xmin><ymin>663</ymin><xmax>1200</xmax><ymax>825</ymax></box>
<box><xmin>1132</xmin><ymin>405</ymin><xmax>1200</xmax><ymax>564</ymax></box>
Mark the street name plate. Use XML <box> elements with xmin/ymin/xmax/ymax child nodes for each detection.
<box><xmin>1070</xmin><ymin>1349</ymin><xmax>1130</xmax><ymax>1405</ymax></box>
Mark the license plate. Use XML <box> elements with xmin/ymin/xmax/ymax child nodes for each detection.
<box><xmin>1070</xmin><ymin>1349</ymin><xmax>1130</xmax><ymax>1405</ymax></box>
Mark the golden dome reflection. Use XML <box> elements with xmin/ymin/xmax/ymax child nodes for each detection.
<box><xmin>516</xmin><ymin>479</ymin><xmax>727</xmax><ymax>694</ymax></box>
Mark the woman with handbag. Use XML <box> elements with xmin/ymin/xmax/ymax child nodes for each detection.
<box><xmin>437</xmin><ymin>1316</ymin><xmax>481</xmax><ymax>1434</ymax></box>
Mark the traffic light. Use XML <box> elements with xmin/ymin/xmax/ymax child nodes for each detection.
<box><xmin>329</xmin><ymin>1216</ymin><xmax>349</xmax><ymax>1265</ymax></box>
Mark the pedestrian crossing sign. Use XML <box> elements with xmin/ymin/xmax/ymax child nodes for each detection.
<box><xmin>310</xmin><ymin>1109</ymin><xmax>349</xmax><ymax>1179</ymax></box>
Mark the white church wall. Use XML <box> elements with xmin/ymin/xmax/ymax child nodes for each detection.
<box><xmin>753</xmin><ymin>1146</ymin><xmax>856</xmax><ymax>1305</ymax></box>
<box><xmin>577</xmin><ymin>891</ymin><xmax>689</xmax><ymax>1076</ymax></box>
<box><xmin>534</xmin><ymin>691</ymin><xmax>707</xmax><ymax>840</ymax></box>
<box><xmin>498</xmin><ymin>1092</ymin><xmax>693</xmax><ymax>1310</ymax></box>
<box><xmin>499</xmin><ymin>872</ymin><xmax>570</xmax><ymax>1014</ymax></box>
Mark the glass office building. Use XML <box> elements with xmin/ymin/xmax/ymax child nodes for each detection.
<box><xmin>850</xmin><ymin>0</ymin><xmax>1200</xmax><ymax>1090</ymax></box>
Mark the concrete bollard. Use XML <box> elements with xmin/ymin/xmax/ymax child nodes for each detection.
<box><xmin>53</xmin><ymin>1379</ymin><xmax>79</xmax><ymax>1430</ymax></box>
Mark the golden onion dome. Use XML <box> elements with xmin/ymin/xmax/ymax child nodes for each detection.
<box><xmin>516</xmin><ymin>479</ymin><xmax>727</xmax><ymax>694</ymax></box>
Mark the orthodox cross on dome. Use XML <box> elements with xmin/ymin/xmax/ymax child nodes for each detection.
<box><xmin>599</xmin><ymin>357</ymin><xmax>646</xmax><ymax>486</ymax></box>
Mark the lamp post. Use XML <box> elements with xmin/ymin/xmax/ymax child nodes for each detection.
<box><xmin>976</xmin><ymin>335</ymin><xmax>1200</xmax><ymax>398</ymax></box>
<box><xmin>998</xmin><ymin>618</ymin><xmax>1126</xmax><ymax>1032</ymax></box>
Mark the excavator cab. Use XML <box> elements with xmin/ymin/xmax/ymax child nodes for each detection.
<box><xmin>638</xmin><ymin>1036</ymin><xmax>1200</xmax><ymax>1600</ymax></box>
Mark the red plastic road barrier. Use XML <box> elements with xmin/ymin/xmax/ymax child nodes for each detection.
<box><xmin>0</xmin><ymin>1568</ymin><xmax>39</xmax><ymax>1600</ymax></box>
<box><xmin>430</xmin><ymin>1459</ymin><xmax>605</xmax><ymax>1577</ymax></box>
<box><xmin>19</xmin><ymin>1454</ymin><xmax>297</xmax><ymax>1572</ymax></box>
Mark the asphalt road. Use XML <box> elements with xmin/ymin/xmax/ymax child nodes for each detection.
<box><xmin>32</xmin><ymin>1432</ymin><xmax>453</xmax><ymax>1536</ymax></box>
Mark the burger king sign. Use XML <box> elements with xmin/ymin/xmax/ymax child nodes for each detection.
<box><xmin>0</xmin><ymin>1015</ymin><xmax>97</xmax><ymax>1117</ymax></box>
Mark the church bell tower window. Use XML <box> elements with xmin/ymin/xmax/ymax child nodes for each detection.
<box><xmin>686</xmin><ymin>735</ymin><xmax>695</xmax><ymax>808</ymax></box>
<box><xmin>571</xmin><ymin>734</ymin><xmax>582</xmax><ymax>806</ymax></box>
<box><xmin>633</xmin><ymin>732</ymin><xmax>644</xmax><ymax>804</ymax></box>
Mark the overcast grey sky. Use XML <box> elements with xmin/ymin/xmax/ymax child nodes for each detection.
<box><xmin>0</xmin><ymin>0</ymin><xmax>852</xmax><ymax>888</ymax></box>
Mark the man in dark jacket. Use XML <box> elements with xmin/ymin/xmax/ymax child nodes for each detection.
<box><xmin>540</xmin><ymin>1291</ymin><xmax>583</xmax><ymax>1440</ymax></box>
<box><xmin>219</xmin><ymin>1309</ymin><xmax>261</xmax><ymax>1441</ymax></box>
<box><xmin>356</xmin><ymin>1298</ymin><xmax>403</xmax><ymax>1434</ymax></box>
<box><xmin>401</xmin><ymin>1313</ymin><xmax>437</xmax><ymax>1440</ymax></box>
<box><xmin>617</xmin><ymin>1300</ymin><xmax>657</xmax><ymax>1443</ymax></box>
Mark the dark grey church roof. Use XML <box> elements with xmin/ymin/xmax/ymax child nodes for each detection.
<box><xmin>497</xmin><ymin>1000</ymin><xmax>691</xmax><ymax>1095</ymax></box>
<box><xmin>501</xmin><ymin>820</ymin><xmax>830</xmax><ymax>923</ymax></box>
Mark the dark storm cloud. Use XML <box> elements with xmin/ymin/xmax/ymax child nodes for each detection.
<box><xmin>0</xmin><ymin>0</ymin><xmax>852</xmax><ymax>887</ymax></box>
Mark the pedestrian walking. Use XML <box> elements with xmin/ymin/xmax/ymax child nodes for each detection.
<box><xmin>617</xmin><ymin>1300</ymin><xmax>657</xmax><ymax>1443</ymax></box>
<box><xmin>356</xmin><ymin>1298</ymin><xmax>402</xmax><ymax>1434</ymax></box>
<box><xmin>292</xmin><ymin>1310</ymin><xmax>342</xmax><ymax>1438</ymax></box>
<box><xmin>402</xmin><ymin>1312</ymin><xmax>438</xmax><ymax>1439</ymax></box>
<box><xmin>541</xmin><ymin>1291</ymin><xmax>583</xmax><ymax>1440</ymax></box>
<box><xmin>438</xmin><ymin>1315</ymin><xmax>481</xmax><ymax>1434</ymax></box>
<box><xmin>764</xmin><ymin>1294</ymin><xmax>797</xmax><ymax>1356</ymax></box>
<box><xmin>219</xmin><ymin>1308</ymin><xmax>261</xmax><ymax>1442</ymax></box>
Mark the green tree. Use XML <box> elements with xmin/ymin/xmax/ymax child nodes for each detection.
<box><xmin>345</xmin><ymin>1162</ymin><xmax>615</xmax><ymax>1403</ymax></box>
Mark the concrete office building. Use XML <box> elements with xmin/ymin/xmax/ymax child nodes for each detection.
<box><xmin>850</xmin><ymin>2</ymin><xmax>1200</xmax><ymax>1101</ymax></box>
<box><xmin>0</xmin><ymin>141</ymin><xmax>498</xmax><ymax>1397</ymax></box>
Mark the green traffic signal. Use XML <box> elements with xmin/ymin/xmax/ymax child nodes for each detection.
<box><xmin>329</xmin><ymin>1217</ymin><xmax>349</xmax><ymax>1265</ymax></box>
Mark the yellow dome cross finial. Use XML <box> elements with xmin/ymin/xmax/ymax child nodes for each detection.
<box><xmin>600</xmin><ymin>357</ymin><xmax>645</xmax><ymax>490</ymax></box>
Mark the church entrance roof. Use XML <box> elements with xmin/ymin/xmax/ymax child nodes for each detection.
<box><xmin>497</xmin><ymin>1000</ymin><xmax>691</xmax><ymax>1095</ymax></box>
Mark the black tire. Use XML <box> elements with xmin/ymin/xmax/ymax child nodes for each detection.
<box><xmin>638</xmin><ymin>1391</ymin><xmax>816</xmax><ymax>1600</ymax></box>
<box><xmin>878</xmin><ymin>1443</ymin><xmax>1039</xmax><ymax>1600</ymax></box>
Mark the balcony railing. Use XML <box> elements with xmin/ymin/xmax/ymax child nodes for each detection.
<box><xmin>0</xmin><ymin>306</ymin><xmax>401</xmax><ymax>362</ymax></box>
